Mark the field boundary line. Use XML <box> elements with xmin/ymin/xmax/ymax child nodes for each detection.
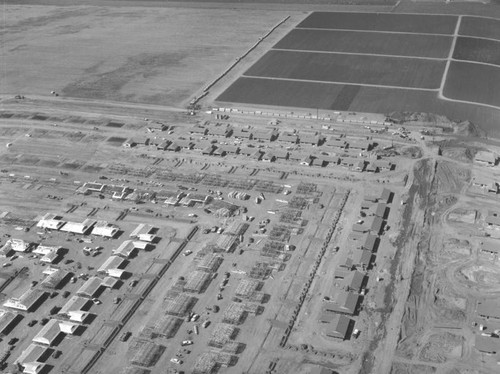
<box><xmin>439</xmin><ymin>94</ymin><xmax>500</xmax><ymax>111</ymax></box>
<box><xmin>456</xmin><ymin>34</ymin><xmax>500</xmax><ymax>44</ymax></box>
<box><xmin>297</xmin><ymin>26</ymin><xmax>455</xmax><ymax>37</ymax></box>
<box><xmin>241</xmin><ymin>75</ymin><xmax>441</xmax><ymax>91</ymax></box>
<box><xmin>439</xmin><ymin>15</ymin><xmax>462</xmax><ymax>99</ymax></box>
<box><xmin>450</xmin><ymin>57</ymin><xmax>500</xmax><ymax>70</ymax></box>
<box><xmin>272</xmin><ymin>48</ymin><xmax>448</xmax><ymax>61</ymax></box>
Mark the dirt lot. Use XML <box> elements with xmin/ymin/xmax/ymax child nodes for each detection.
<box><xmin>2</xmin><ymin>5</ymin><xmax>292</xmax><ymax>106</ymax></box>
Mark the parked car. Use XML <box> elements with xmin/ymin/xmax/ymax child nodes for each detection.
<box><xmin>27</xmin><ymin>320</ymin><xmax>37</xmax><ymax>327</ymax></box>
<box><xmin>52</xmin><ymin>350</ymin><xmax>62</xmax><ymax>359</ymax></box>
<box><xmin>119</xmin><ymin>332</ymin><xmax>131</xmax><ymax>342</ymax></box>
<box><xmin>170</xmin><ymin>358</ymin><xmax>182</xmax><ymax>365</ymax></box>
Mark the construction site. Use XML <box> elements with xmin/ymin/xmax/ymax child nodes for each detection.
<box><xmin>2</xmin><ymin>1</ymin><xmax>500</xmax><ymax>374</ymax></box>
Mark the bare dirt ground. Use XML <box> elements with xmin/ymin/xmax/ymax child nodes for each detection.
<box><xmin>1</xmin><ymin>5</ymin><xmax>294</xmax><ymax>107</ymax></box>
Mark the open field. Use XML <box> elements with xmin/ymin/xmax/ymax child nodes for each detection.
<box><xmin>1</xmin><ymin>5</ymin><xmax>290</xmax><ymax>107</ymax></box>
<box><xmin>297</xmin><ymin>12</ymin><xmax>458</xmax><ymax>34</ymax></box>
<box><xmin>453</xmin><ymin>37</ymin><xmax>500</xmax><ymax>66</ymax></box>
<box><xmin>443</xmin><ymin>61</ymin><xmax>500</xmax><ymax>108</ymax></box>
<box><xmin>459</xmin><ymin>16</ymin><xmax>500</xmax><ymax>41</ymax></box>
<box><xmin>243</xmin><ymin>50</ymin><xmax>446</xmax><ymax>89</ymax></box>
<box><xmin>273</xmin><ymin>29</ymin><xmax>453</xmax><ymax>58</ymax></box>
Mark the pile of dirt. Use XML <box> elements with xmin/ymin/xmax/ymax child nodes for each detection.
<box><xmin>443</xmin><ymin>238</ymin><xmax>471</xmax><ymax>256</ymax></box>
<box><xmin>400</xmin><ymin>146</ymin><xmax>423</xmax><ymax>159</ymax></box>
<box><xmin>418</xmin><ymin>333</ymin><xmax>464</xmax><ymax>363</ymax></box>
<box><xmin>453</xmin><ymin>120</ymin><xmax>485</xmax><ymax>138</ymax></box>
<box><xmin>441</xmin><ymin>147</ymin><xmax>473</xmax><ymax>163</ymax></box>
<box><xmin>387</xmin><ymin>112</ymin><xmax>453</xmax><ymax>125</ymax></box>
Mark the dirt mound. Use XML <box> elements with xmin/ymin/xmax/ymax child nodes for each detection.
<box><xmin>453</xmin><ymin>120</ymin><xmax>485</xmax><ymax>137</ymax></box>
<box><xmin>390</xmin><ymin>362</ymin><xmax>437</xmax><ymax>374</ymax></box>
<box><xmin>400</xmin><ymin>146</ymin><xmax>423</xmax><ymax>159</ymax></box>
<box><xmin>418</xmin><ymin>332</ymin><xmax>464</xmax><ymax>363</ymax></box>
<box><xmin>387</xmin><ymin>112</ymin><xmax>453</xmax><ymax>125</ymax></box>
<box><xmin>441</xmin><ymin>147</ymin><xmax>473</xmax><ymax>163</ymax></box>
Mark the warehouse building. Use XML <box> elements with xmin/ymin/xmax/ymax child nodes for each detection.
<box><xmin>91</xmin><ymin>221</ymin><xmax>119</xmax><ymax>238</ymax></box>
<box><xmin>60</xmin><ymin>219</ymin><xmax>96</xmax><ymax>235</ymax></box>
<box><xmin>76</xmin><ymin>277</ymin><xmax>105</xmax><ymax>298</ymax></box>
<box><xmin>98</xmin><ymin>255</ymin><xmax>127</xmax><ymax>277</ymax></box>
<box><xmin>36</xmin><ymin>213</ymin><xmax>66</xmax><ymax>230</ymax></box>
<box><xmin>0</xmin><ymin>308</ymin><xmax>22</xmax><ymax>335</ymax></box>
<box><xmin>32</xmin><ymin>319</ymin><xmax>66</xmax><ymax>346</ymax></box>
<box><xmin>3</xmin><ymin>289</ymin><xmax>48</xmax><ymax>312</ymax></box>
<box><xmin>129</xmin><ymin>224</ymin><xmax>158</xmax><ymax>242</ymax></box>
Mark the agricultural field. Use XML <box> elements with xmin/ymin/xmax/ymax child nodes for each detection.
<box><xmin>273</xmin><ymin>29</ymin><xmax>453</xmax><ymax>58</ymax></box>
<box><xmin>453</xmin><ymin>37</ymin><xmax>500</xmax><ymax>66</ymax></box>
<box><xmin>296</xmin><ymin>12</ymin><xmax>458</xmax><ymax>34</ymax></box>
<box><xmin>459</xmin><ymin>16</ymin><xmax>500</xmax><ymax>41</ymax></box>
<box><xmin>243</xmin><ymin>50</ymin><xmax>446</xmax><ymax>89</ymax></box>
<box><xmin>443</xmin><ymin>61</ymin><xmax>500</xmax><ymax>108</ymax></box>
<box><xmin>216</xmin><ymin>77</ymin><xmax>349</xmax><ymax>110</ymax></box>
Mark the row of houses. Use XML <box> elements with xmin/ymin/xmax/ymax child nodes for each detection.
<box><xmin>189</xmin><ymin>124</ymin><xmax>374</xmax><ymax>150</ymax></box>
<box><xmin>318</xmin><ymin>189</ymin><xmax>393</xmax><ymax>340</ymax></box>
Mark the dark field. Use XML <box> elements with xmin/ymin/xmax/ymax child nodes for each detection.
<box><xmin>273</xmin><ymin>29</ymin><xmax>452</xmax><ymax>58</ymax></box>
<box><xmin>297</xmin><ymin>12</ymin><xmax>458</xmax><ymax>35</ymax></box>
<box><xmin>216</xmin><ymin>77</ymin><xmax>349</xmax><ymax>110</ymax></box>
<box><xmin>459</xmin><ymin>16</ymin><xmax>500</xmax><ymax>41</ymax></box>
<box><xmin>244</xmin><ymin>50</ymin><xmax>446</xmax><ymax>89</ymax></box>
<box><xmin>443</xmin><ymin>61</ymin><xmax>500</xmax><ymax>108</ymax></box>
<box><xmin>453</xmin><ymin>37</ymin><xmax>500</xmax><ymax>66</ymax></box>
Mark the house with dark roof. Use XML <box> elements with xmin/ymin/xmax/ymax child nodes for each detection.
<box><xmin>325</xmin><ymin>314</ymin><xmax>352</xmax><ymax>340</ymax></box>
<box><xmin>381</xmin><ymin>188</ymin><xmax>393</xmax><ymax>204</ymax></box>
<box><xmin>262</xmin><ymin>152</ymin><xmax>276</xmax><ymax>162</ymax></box>
<box><xmin>352</xmin><ymin>249</ymin><xmax>372</xmax><ymax>270</ymax></box>
<box><xmin>480</xmin><ymin>239</ymin><xmax>500</xmax><ymax>255</ymax></box>
<box><xmin>324</xmin><ymin>291</ymin><xmax>360</xmax><ymax>315</ymax></box>
<box><xmin>475</xmin><ymin>335</ymin><xmax>500</xmax><ymax>354</ymax></box>
<box><xmin>300</xmin><ymin>133</ymin><xmax>322</xmax><ymax>146</ymax></box>
<box><xmin>189</xmin><ymin>126</ymin><xmax>208</xmax><ymax>136</ymax></box>
<box><xmin>299</xmin><ymin>155</ymin><xmax>315</xmax><ymax>166</ymax></box>
<box><xmin>239</xmin><ymin>147</ymin><xmax>255</xmax><ymax>156</ymax></box>
<box><xmin>278</xmin><ymin>132</ymin><xmax>299</xmax><ymax>144</ymax></box>
<box><xmin>219</xmin><ymin>145</ymin><xmax>239</xmax><ymax>155</ymax></box>
<box><xmin>207</xmin><ymin>125</ymin><xmax>233</xmax><ymax>138</ymax></box>
<box><xmin>474</xmin><ymin>151</ymin><xmax>497</xmax><ymax>167</ymax></box>
<box><xmin>476</xmin><ymin>299</ymin><xmax>500</xmax><ymax>320</ymax></box>
<box><xmin>373</xmin><ymin>160</ymin><xmax>394</xmax><ymax>171</ymax></box>
<box><xmin>349</xmin><ymin>141</ymin><xmax>372</xmax><ymax>151</ymax></box>
<box><xmin>253</xmin><ymin>129</ymin><xmax>278</xmax><ymax>142</ymax></box>
<box><xmin>201</xmin><ymin>144</ymin><xmax>217</xmax><ymax>155</ymax></box>
<box><xmin>233</xmin><ymin>128</ymin><xmax>253</xmax><ymax>139</ymax></box>
<box><xmin>274</xmin><ymin>149</ymin><xmax>289</xmax><ymax>160</ymax></box>
<box><xmin>342</xmin><ymin>270</ymin><xmax>366</xmax><ymax>293</ymax></box>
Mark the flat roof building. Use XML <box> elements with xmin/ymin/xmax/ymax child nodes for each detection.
<box><xmin>91</xmin><ymin>221</ymin><xmax>119</xmax><ymax>238</ymax></box>
<box><xmin>325</xmin><ymin>313</ymin><xmax>352</xmax><ymax>340</ymax></box>
<box><xmin>36</xmin><ymin>213</ymin><xmax>66</xmax><ymax>230</ymax></box>
<box><xmin>129</xmin><ymin>224</ymin><xmax>157</xmax><ymax>242</ymax></box>
<box><xmin>60</xmin><ymin>219</ymin><xmax>96</xmax><ymax>235</ymax></box>
<box><xmin>113</xmin><ymin>240</ymin><xmax>138</xmax><ymax>258</ymax></box>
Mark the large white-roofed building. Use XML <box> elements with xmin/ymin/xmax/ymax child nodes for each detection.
<box><xmin>32</xmin><ymin>319</ymin><xmax>65</xmax><ymax>346</ymax></box>
<box><xmin>112</xmin><ymin>240</ymin><xmax>139</xmax><ymax>258</ymax></box>
<box><xmin>97</xmin><ymin>256</ymin><xmax>126</xmax><ymax>277</ymax></box>
<box><xmin>91</xmin><ymin>220</ymin><xmax>119</xmax><ymax>238</ymax></box>
<box><xmin>129</xmin><ymin>224</ymin><xmax>157</xmax><ymax>242</ymax></box>
<box><xmin>36</xmin><ymin>213</ymin><xmax>66</xmax><ymax>230</ymax></box>
<box><xmin>60</xmin><ymin>218</ymin><xmax>96</xmax><ymax>235</ymax></box>
<box><xmin>3</xmin><ymin>289</ymin><xmax>48</xmax><ymax>312</ymax></box>
<box><xmin>76</xmin><ymin>277</ymin><xmax>104</xmax><ymax>298</ymax></box>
